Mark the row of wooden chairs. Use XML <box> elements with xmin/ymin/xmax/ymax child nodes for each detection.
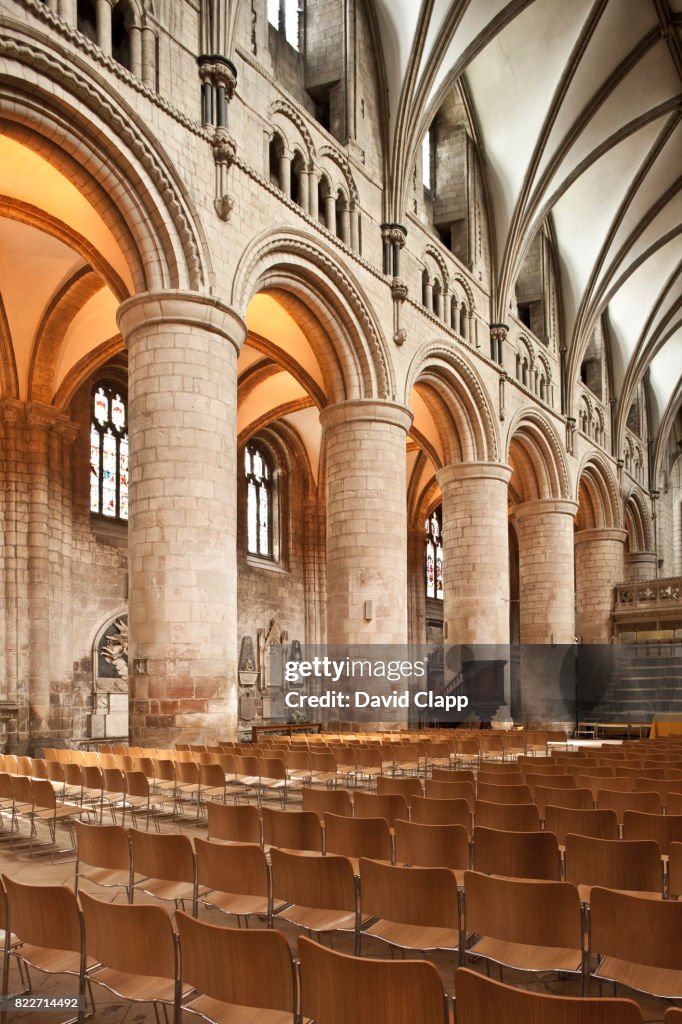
<box><xmin>64</xmin><ymin>824</ymin><xmax>682</xmax><ymax>1009</ymax></box>
<box><xmin>3</xmin><ymin>869</ymin><xmax>663</xmax><ymax>1024</ymax></box>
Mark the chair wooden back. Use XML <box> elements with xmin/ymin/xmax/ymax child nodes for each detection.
<box><xmin>431</xmin><ymin>768</ymin><xmax>475</xmax><ymax>783</ymax></box>
<box><xmin>476</xmin><ymin>782</ymin><xmax>532</xmax><ymax>805</ymax></box>
<box><xmin>176</xmin><ymin>912</ymin><xmax>295</xmax><ymax>1015</ymax></box>
<box><xmin>477</xmin><ymin>771</ymin><xmax>524</xmax><ymax>787</ymax></box>
<box><xmin>525</xmin><ymin>774</ymin><xmax>575</xmax><ymax>799</ymax></box>
<box><xmin>463</xmin><ymin>870</ymin><xmax>581</xmax><ymax>949</ymax></box>
<box><xmin>564</xmin><ymin>834</ymin><xmax>662</xmax><ymax>894</ymax></box>
<box><xmin>31</xmin><ymin>778</ymin><xmax>58</xmax><ymax>810</ymax></box>
<box><xmin>394</xmin><ymin>819</ymin><xmax>469</xmax><ymax>870</ymax></box>
<box><xmin>323</xmin><ymin>813</ymin><xmax>392</xmax><ymax>862</ymax></box>
<box><xmin>129</xmin><ymin>828</ymin><xmax>195</xmax><ymax>883</ymax></box>
<box><xmin>474</xmin><ymin>800</ymin><xmax>540</xmax><ymax>833</ymax></box>
<box><xmin>376</xmin><ymin>777</ymin><xmax>423</xmax><ymax>803</ymax></box>
<box><xmin>622</xmin><ymin>811</ymin><xmax>682</xmax><ymax>855</ymax></box>
<box><xmin>73</xmin><ymin>821</ymin><xmax>130</xmax><ymax>871</ymax></box>
<box><xmin>633</xmin><ymin>778</ymin><xmax>682</xmax><ymax>808</ymax></box>
<box><xmin>590</xmin><ymin>886</ymin><xmax>682</xmax><ymax>973</ymax></box>
<box><xmin>453</xmin><ymin>966</ymin><xmax>643</xmax><ymax>1024</ymax></box>
<box><xmin>596</xmin><ymin>788</ymin><xmax>661</xmax><ymax>823</ymax></box>
<box><xmin>353</xmin><ymin>792</ymin><xmax>408</xmax><ymax>828</ymax></box>
<box><xmin>270</xmin><ymin>848</ymin><xmax>356</xmax><ymax>912</ymax></box>
<box><xmin>535</xmin><ymin>786</ymin><xmax>594</xmax><ymax>817</ymax></box>
<box><xmin>80</xmin><ymin>890</ymin><xmax>177</xmax><ymax>979</ymax></box>
<box><xmin>262</xmin><ymin>807</ymin><xmax>323</xmax><ymax>852</ymax></box>
<box><xmin>473</xmin><ymin>826</ymin><xmax>560</xmax><ymax>880</ymax></box>
<box><xmin>302</xmin><ymin>787</ymin><xmax>352</xmax><ymax>821</ymax></box>
<box><xmin>195</xmin><ymin>838</ymin><xmax>268</xmax><ymax>898</ymax></box>
<box><xmin>359</xmin><ymin>857</ymin><xmax>458</xmax><ymax>930</ymax></box>
<box><xmin>2</xmin><ymin>875</ymin><xmax>81</xmax><ymax>952</ymax></box>
<box><xmin>297</xmin><ymin>935</ymin><xmax>446</xmax><ymax>1024</ymax></box>
<box><xmin>425</xmin><ymin>779</ymin><xmax>475</xmax><ymax>810</ymax></box>
<box><xmin>206</xmin><ymin>802</ymin><xmax>261</xmax><ymax>844</ymax></box>
<box><xmin>198</xmin><ymin>763</ymin><xmax>224</xmax><ymax>788</ymax></box>
<box><xmin>410</xmin><ymin>795</ymin><xmax>471</xmax><ymax>831</ymax></box>
<box><xmin>544</xmin><ymin>807</ymin><xmax>618</xmax><ymax>846</ymax></box>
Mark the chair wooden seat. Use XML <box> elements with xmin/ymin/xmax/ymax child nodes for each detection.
<box><xmin>364</xmin><ymin>918</ymin><xmax>459</xmax><ymax>952</ymax></box>
<box><xmin>87</xmin><ymin>965</ymin><xmax>185</xmax><ymax>1004</ymax></box>
<box><xmin>12</xmin><ymin>943</ymin><xmax>93</xmax><ymax>976</ymax></box>
<box><xmin>183</xmin><ymin>993</ymin><xmax>297</xmax><ymax>1024</ymax></box>
<box><xmin>470</xmin><ymin>936</ymin><xmax>582</xmax><ymax>974</ymax></box>
<box><xmin>594</xmin><ymin>954</ymin><xmax>682</xmax><ymax>1000</ymax></box>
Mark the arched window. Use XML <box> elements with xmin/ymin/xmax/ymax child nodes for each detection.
<box><xmin>90</xmin><ymin>381</ymin><xmax>128</xmax><ymax>521</ymax></box>
<box><xmin>77</xmin><ymin>0</ymin><xmax>97</xmax><ymax>42</ymax></box>
<box><xmin>245</xmin><ymin>442</ymin><xmax>273</xmax><ymax>558</ymax></box>
<box><xmin>112</xmin><ymin>1</ymin><xmax>132</xmax><ymax>71</ymax></box>
<box><xmin>425</xmin><ymin>507</ymin><xmax>444</xmax><ymax>601</ymax></box>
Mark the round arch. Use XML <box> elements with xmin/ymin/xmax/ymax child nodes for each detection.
<box><xmin>624</xmin><ymin>488</ymin><xmax>654</xmax><ymax>552</ymax></box>
<box><xmin>0</xmin><ymin>27</ymin><xmax>212</xmax><ymax>293</ymax></box>
<box><xmin>575</xmin><ymin>452</ymin><xmax>622</xmax><ymax>530</ymax></box>
<box><xmin>231</xmin><ymin>228</ymin><xmax>393</xmax><ymax>403</ymax></box>
<box><xmin>405</xmin><ymin>342</ymin><xmax>500</xmax><ymax>465</ymax></box>
<box><xmin>505</xmin><ymin>408</ymin><xmax>570</xmax><ymax>502</ymax></box>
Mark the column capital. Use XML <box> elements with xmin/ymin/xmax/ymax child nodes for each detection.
<box><xmin>117</xmin><ymin>291</ymin><xmax>247</xmax><ymax>355</ymax></box>
<box><xmin>574</xmin><ymin>527</ymin><xmax>628</xmax><ymax>546</ymax></box>
<box><xmin>437</xmin><ymin>461</ymin><xmax>513</xmax><ymax>489</ymax></box>
<box><xmin>513</xmin><ymin>497</ymin><xmax>579</xmax><ymax>523</ymax></box>
<box><xmin>320</xmin><ymin>399</ymin><xmax>413</xmax><ymax>434</ymax></box>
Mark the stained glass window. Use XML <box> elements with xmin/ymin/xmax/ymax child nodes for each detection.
<box><xmin>90</xmin><ymin>381</ymin><xmax>128</xmax><ymax>521</ymax></box>
<box><xmin>425</xmin><ymin>506</ymin><xmax>444</xmax><ymax>600</ymax></box>
<box><xmin>245</xmin><ymin>441</ymin><xmax>272</xmax><ymax>557</ymax></box>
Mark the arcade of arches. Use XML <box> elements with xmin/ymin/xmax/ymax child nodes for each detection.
<box><xmin>0</xmin><ymin>0</ymin><xmax>681</xmax><ymax>750</ymax></box>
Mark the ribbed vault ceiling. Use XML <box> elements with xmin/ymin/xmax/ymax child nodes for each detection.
<box><xmin>372</xmin><ymin>0</ymin><xmax>681</xmax><ymax>448</ymax></box>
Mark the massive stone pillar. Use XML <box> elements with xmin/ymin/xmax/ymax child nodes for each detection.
<box><xmin>436</xmin><ymin>462</ymin><xmax>512</xmax><ymax>645</ymax></box>
<box><xmin>117</xmin><ymin>292</ymin><xmax>245</xmax><ymax>746</ymax></box>
<box><xmin>514</xmin><ymin>499</ymin><xmax>578</xmax><ymax>644</ymax></box>
<box><xmin>575</xmin><ymin>528</ymin><xmax>627</xmax><ymax>643</ymax></box>
<box><xmin>321</xmin><ymin>400</ymin><xmax>412</xmax><ymax>645</ymax></box>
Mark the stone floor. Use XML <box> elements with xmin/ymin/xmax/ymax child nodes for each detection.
<box><xmin>0</xmin><ymin>796</ymin><xmax>676</xmax><ymax>1023</ymax></box>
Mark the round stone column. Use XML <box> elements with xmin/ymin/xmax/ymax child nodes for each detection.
<box><xmin>436</xmin><ymin>462</ymin><xmax>512</xmax><ymax>645</ymax></box>
<box><xmin>514</xmin><ymin>498</ymin><xmax>578</xmax><ymax>644</ymax></box>
<box><xmin>625</xmin><ymin>550</ymin><xmax>657</xmax><ymax>581</ymax></box>
<box><xmin>575</xmin><ymin>528</ymin><xmax>627</xmax><ymax>643</ymax></box>
<box><xmin>117</xmin><ymin>291</ymin><xmax>246</xmax><ymax>746</ymax></box>
<box><xmin>321</xmin><ymin>400</ymin><xmax>412</xmax><ymax>645</ymax></box>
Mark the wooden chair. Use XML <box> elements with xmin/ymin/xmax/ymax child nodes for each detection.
<box><xmin>474</xmin><ymin>799</ymin><xmax>540</xmax><ymax>832</ymax></box>
<box><xmin>80</xmin><ymin>890</ymin><xmax>186</xmax><ymax>1019</ymax></box>
<box><xmin>302</xmin><ymin>787</ymin><xmax>352</xmax><ymax>822</ymax></box>
<box><xmin>544</xmin><ymin>806</ymin><xmax>618</xmax><ymax>848</ymax></box>
<box><xmin>525</xmin><ymin>773</ymin><xmax>576</xmax><ymax>799</ymax></box>
<box><xmin>270</xmin><ymin>847</ymin><xmax>358</xmax><ymax>941</ymax></box>
<box><xmin>596</xmin><ymin>788</ymin><xmax>661</xmax><ymax>825</ymax></box>
<box><xmin>473</xmin><ymin>825</ymin><xmax>560</xmax><ymax>880</ymax></box>
<box><xmin>297</xmin><ymin>934</ymin><xmax>447</xmax><ymax>1024</ymax></box>
<box><xmin>2</xmin><ymin>875</ymin><xmax>91</xmax><ymax>1023</ymax></box>
<box><xmin>590</xmin><ymin>886</ymin><xmax>682</xmax><ymax>999</ymax></box>
<box><xmin>376</xmin><ymin>776</ymin><xmax>423</xmax><ymax>804</ymax></box>
<box><xmin>195</xmin><ymin>837</ymin><xmax>271</xmax><ymax>925</ymax></box>
<box><xmin>633</xmin><ymin>778</ymin><xmax>682</xmax><ymax>810</ymax></box>
<box><xmin>410</xmin><ymin>795</ymin><xmax>471</xmax><ymax>832</ymax></box>
<box><xmin>453</xmin><ymin>966</ymin><xmax>643</xmax><ymax>1023</ymax></box>
<box><xmin>323</xmin><ymin>813</ymin><xmax>392</xmax><ymax>868</ymax></box>
<box><xmin>129</xmin><ymin>828</ymin><xmax>199</xmax><ymax>915</ymax></box>
<box><xmin>623</xmin><ymin>810</ymin><xmax>682</xmax><ymax>855</ymax></box>
<box><xmin>425</xmin><ymin>778</ymin><xmax>475</xmax><ymax>810</ymax></box>
<box><xmin>535</xmin><ymin>786</ymin><xmax>594</xmax><ymax>818</ymax></box>
<box><xmin>359</xmin><ymin>857</ymin><xmax>459</xmax><ymax>956</ymax></box>
<box><xmin>564</xmin><ymin>833</ymin><xmax>662</xmax><ymax>903</ymax></box>
<box><xmin>29</xmin><ymin>779</ymin><xmax>95</xmax><ymax>859</ymax></box>
<box><xmin>206</xmin><ymin>801</ymin><xmax>261</xmax><ymax>844</ymax></box>
<box><xmin>262</xmin><ymin>806</ymin><xmax>323</xmax><ymax>853</ymax></box>
<box><xmin>73</xmin><ymin>821</ymin><xmax>132</xmax><ymax>900</ymax></box>
<box><xmin>463</xmin><ymin>870</ymin><xmax>584</xmax><ymax>981</ymax></box>
<box><xmin>476</xmin><ymin>782</ymin><xmax>532</xmax><ymax>804</ymax></box>
<box><xmin>353</xmin><ymin>791</ymin><xmax>408</xmax><ymax>828</ymax></box>
<box><xmin>176</xmin><ymin>911</ymin><xmax>297</xmax><ymax>1022</ymax></box>
<box><xmin>394</xmin><ymin>819</ymin><xmax>469</xmax><ymax>881</ymax></box>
